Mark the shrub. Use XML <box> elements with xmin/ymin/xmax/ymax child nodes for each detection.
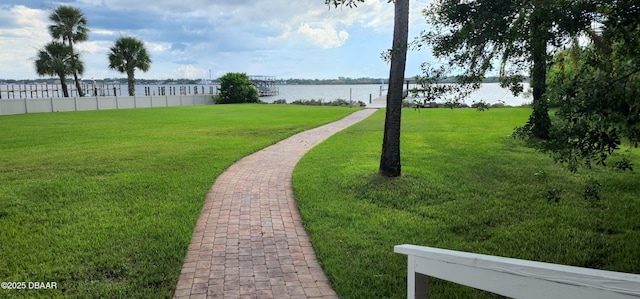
<box><xmin>217</xmin><ymin>72</ymin><xmax>259</xmax><ymax>104</ymax></box>
<box><xmin>471</xmin><ymin>101</ymin><xmax>490</xmax><ymax>111</ymax></box>
<box><xmin>423</xmin><ymin>101</ymin><xmax>444</xmax><ymax>108</ymax></box>
<box><xmin>402</xmin><ymin>100</ymin><xmax>417</xmax><ymax>108</ymax></box>
<box><xmin>444</xmin><ymin>102</ymin><xmax>470</xmax><ymax>108</ymax></box>
<box><xmin>403</xmin><ymin>100</ymin><xmax>445</xmax><ymax>108</ymax></box>
<box><xmin>291</xmin><ymin>99</ymin><xmax>323</xmax><ymax>105</ymax></box>
<box><xmin>290</xmin><ymin>98</ymin><xmax>362</xmax><ymax>106</ymax></box>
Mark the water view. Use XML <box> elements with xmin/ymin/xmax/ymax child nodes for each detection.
<box><xmin>266</xmin><ymin>83</ymin><xmax>531</xmax><ymax>106</ymax></box>
<box><xmin>0</xmin><ymin>83</ymin><xmax>532</xmax><ymax>107</ymax></box>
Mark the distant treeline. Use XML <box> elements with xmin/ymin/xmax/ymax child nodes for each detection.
<box><xmin>283</xmin><ymin>76</ymin><xmax>530</xmax><ymax>85</ymax></box>
<box><xmin>283</xmin><ymin>78</ymin><xmax>385</xmax><ymax>85</ymax></box>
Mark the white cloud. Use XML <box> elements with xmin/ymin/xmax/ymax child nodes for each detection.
<box><xmin>91</xmin><ymin>29</ymin><xmax>118</xmax><ymax>36</ymax></box>
<box><xmin>297</xmin><ymin>23</ymin><xmax>349</xmax><ymax>49</ymax></box>
<box><xmin>0</xmin><ymin>5</ymin><xmax>50</xmax><ymax>78</ymax></box>
<box><xmin>279</xmin><ymin>24</ymin><xmax>293</xmax><ymax>39</ymax></box>
<box><xmin>76</xmin><ymin>40</ymin><xmax>111</xmax><ymax>54</ymax></box>
<box><xmin>75</xmin><ymin>40</ymin><xmax>114</xmax><ymax>79</ymax></box>
<box><xmin>145</xmin><ymin>41</ymin><xmax>171</xmax><ymax>53</ymax></box>
<box><xmin>1</xmin><ymin>0</ymin><xmax>434</xmax><ymax>80</ymax></box>
<box><xmin>172</xmin><ymin>65</ymin><xmax>207</xmax><ymax>79</ymax></box>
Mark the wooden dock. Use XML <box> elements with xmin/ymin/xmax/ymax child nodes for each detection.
<box><xmin>249</xmin><ymin>75</ymin><xmax>279</xmax><ymax>97</ymax></box>
<box><xmin>366</xmin><ymin>90</ymin><xmax>409</xmax><ymax>108</ymax></box>
<box><xmin>368</xmin><ymin>95</ymin><xmax>387</xmax><ymax>108</ymax></box>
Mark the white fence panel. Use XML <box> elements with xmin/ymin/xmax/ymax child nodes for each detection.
<box><xmin>116</xmin><ymin>97</ymin><xmax>135</xmax><ymax>109</ymax></box>
<box><xmin>52</xmin><ymin>98</ymin><xmax>76</xmax><ymax>112</ymax></box>
<box><xmin>136</xmin><ymin>97</ymin><xmax>152</xmax><ymax>108</ymax></box>
<box><xmin>151</xmin><ymin>97</ymin><xmax>167</xmax><ymax>107</ymax></box>
<box><xmin>1</xmin><ymin>95</ymin><xmax>214</xmax><ymax>115</ymax></box>
<box><xmin>166</xmin><ymin>96</ymin><xmax>182</xmax><ymax>106</ymax></box>
<box><xmin>195</xmin><ymin>95</ymin><xmax>213</xmax><ymax>105</ymax></box>
<box><xmin>395</xmin><ymin>244</ymin><xmax>640</xmax><ymax>299</ymax></box>
<box><xmin>0</xmin><ymin>99</ymin><xmax>27</xmax><ymax>115</ymax></box>
<box><xmin>26</xmin><ymin>99</ymin><xmax>52</xmax><ymax>113</ymax></box>
<box><xmin>76</xmin><ymin>97</ymin><xmax>98</xmax><ymax>111</ymax></box>
<box><xmin>98</xmin><ymin>97</ymin><xmax>118</xmax><ymax>110</ymax></box>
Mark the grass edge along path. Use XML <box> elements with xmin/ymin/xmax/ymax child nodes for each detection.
<box><xmin>292</xmin><ymin>108</ymin><xmax>640</xmax><ymax>298</ymax></box>
<box><xmin>0</xmin><ymin>104</ymin><xmax>359</xmax><ymax>299</ymax></box>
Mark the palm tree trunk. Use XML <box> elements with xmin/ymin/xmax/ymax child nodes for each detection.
<box><xmin>60</xmin><ymin>75</ymin><xmax>69</xmax><ymax>98</ymax></box>
<box><xmin>127</xmin><ymin>71</ymin><xmax>136</xmax><ymax>96</ymax></box>
<box><xmin>73</xmin><ymin>72</ymin><xmax>83</xmax><ymax>97</ymax></box>
<box><xmin>68</xmin><ymin>40</ymin><xmax>84</xmax><ymax>97</ymax></box>
<box><xmin>379</xmin><ymin>0</ymin><xmax>409</xmax><ymax>177</ymax></box>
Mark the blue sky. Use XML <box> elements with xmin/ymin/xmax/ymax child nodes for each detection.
<box><xmin>0</xmin><ymin>0</ymin><xmax>434</xmax><ymax>80</ymax></box>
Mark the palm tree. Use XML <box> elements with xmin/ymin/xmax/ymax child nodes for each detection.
<box><xmin>48</xmin><ymin>5</ymin><xmax>89</xmax><ymax>97</ymax></box>
<box><xmin>108</xmin><ymin>37</ymin><xmax>152</xmax><ymax>96</ymax></box>
<box><xmin>34</xmin><ymin>42</ymin><xmax>84</xmax><ymax>98</ymax></box>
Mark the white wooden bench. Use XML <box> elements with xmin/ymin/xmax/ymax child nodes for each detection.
<box><xmin>394</xmin><ymin>244</ymin><xmax>640</xmax><ymax>299</ymax></box>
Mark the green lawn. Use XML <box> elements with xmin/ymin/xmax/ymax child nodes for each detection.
<box><xmin>293</xmin><ymin>108</ymin><xmax>640</xmax><ymax>298</ymax></box>
<box><xmin>0</xmin><ymin>104</ymin><xmax>358</xmax><ymax>298</ymax></box>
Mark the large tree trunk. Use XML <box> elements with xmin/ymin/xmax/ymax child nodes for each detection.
<box><xmin>379</xmin><ymin>0</ymin><xmax>409</xmax><ymax>177</ymax></box>
<box><xmin>527</xmin><ymin>2</ymin><xmax>551</xmax><ymax>140</ymax></box>
<box><xmin>127</xmin><ymin>70</ymin><xmax>136</xmax><ymax>96</ymax></box>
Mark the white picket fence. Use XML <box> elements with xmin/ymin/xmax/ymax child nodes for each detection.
<box><xmin>395</xmin><ymin>244</ymin><xmax>640</xmax><ymax>299</ymax></box>
<box><xmin>0</xmin><ymin>94</ymin><xmax>214</xmax><ymax>115</ymax></box>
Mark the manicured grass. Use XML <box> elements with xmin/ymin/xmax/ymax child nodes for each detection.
<box><xmin>0</xmin><ymin>104</ymin><xmax>358</xmax><ymax>298</ymax></box>
<box><xmin>293</xmin><ymin>108</ymin><xmax>640</xmax><ymax>298</ymax></box>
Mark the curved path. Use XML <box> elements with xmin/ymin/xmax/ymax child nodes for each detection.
<box><xmin>174</xmin><ymin>108</ymin><xmax>378</xmax><ymax>299</ymax></box>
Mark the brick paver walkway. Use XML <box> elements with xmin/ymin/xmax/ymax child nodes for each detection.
<box><xmin>174</xmin><ymin>109</ymin><xmax>378</xmax><ymax>299</ymax></box>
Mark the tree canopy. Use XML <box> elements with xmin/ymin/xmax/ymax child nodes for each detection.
<box><xmin>108</xmin><ymin>36</ymin><xmax>151</xmax><ymax>96</ymax></box>
<box><xmin>413</xmin><ymin>0</ymin><xmax>640</xmax><ymax>172</ymax></box>
<box><xmin>416</xmin><ymin>0</ymin><xmax>596</xmax><ymax>139</ymax></box>
<box><xmin>217</xmin><ymin>73</ymin><xmax>260</xmax><ymax>104</ymax></box>
<box><xmin>325</xmin><ymin>0</ymin><xmax>364</xmax><ymax>8</ymax></box>
<box><xmin>35</xmin><ymin>41</ymin><xmax>83</xmax><ymax>98</ymax></box>
<box><xmin>48</xmin><ymin>5</ymin><xmax>89</xmax><ymax>97</ymax></box>
<box><xmin>540</xmin><ymin>0</ymin><xmax>640</xmax><ymax>171</ymax></box>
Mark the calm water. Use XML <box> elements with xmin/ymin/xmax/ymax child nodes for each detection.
<box><xmin>263</xmin><ymin>83</ymin><xmax>532</xmax><ymax>106</ymax></box>
<box><xmin>1</xmin><ymin>83</ymin><xmax>531</xmax><ymax>106</ymax></box>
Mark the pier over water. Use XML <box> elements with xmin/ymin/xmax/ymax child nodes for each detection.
<box><xmin>249</xmin><ymin>75</ymin><xmax>279</xmax><ymax>97</ymax></box>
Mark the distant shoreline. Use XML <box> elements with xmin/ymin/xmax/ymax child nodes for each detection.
<box><xmin>0</xmin><ymin>76</ymin><xmax>529</xmax><ymax>86</ymax></box>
